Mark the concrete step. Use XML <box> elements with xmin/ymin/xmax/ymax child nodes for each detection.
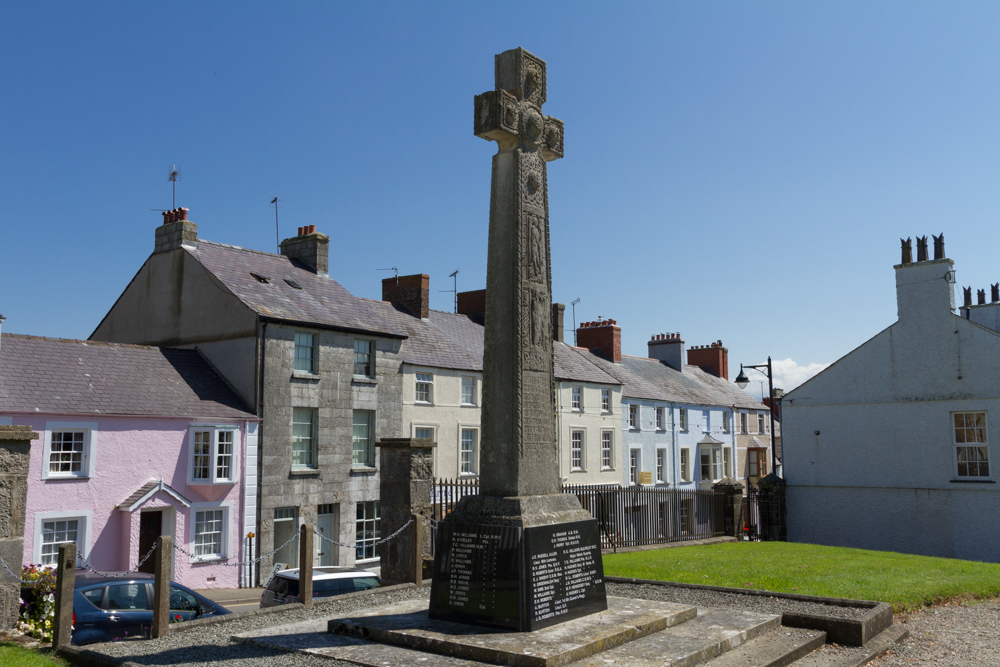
<box><xmin>572</xmin><ymin>607</ymin><xmax>783</xmax><ymax>667</ymax></box>
<box><xmin>790</xmin><ymin>623</ymin><xmax>909</xmax><ymax>667</ymax></box>
<box><xmin>703</xmin><ymin>626</ymin><xmax>827</xmax><ymax>667</ymax></box>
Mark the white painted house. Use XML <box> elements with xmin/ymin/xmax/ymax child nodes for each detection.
<box><xmin>783</xmin><ymin>237</ymin><xmax>1000</xmax><ymax>562</ymax></box>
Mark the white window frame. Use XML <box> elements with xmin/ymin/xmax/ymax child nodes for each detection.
<box><xmin>188</xmin><ymin>501</ymin><xmax>233</xmax><ymax>562</ymax></box>
<box><xmin>459</xmin><ymin>426</ymin><xmax>479</xmax><ymax>476</ymax></box>
<box><xmin>679</xmin><ymin>409</ymin><xmax>688</xmax><ymax>432</ymax></box>
<box><xmin>699</xmin><ymin>446</ymin><xmax>723</xmax><ymax>482</ymax></box>
<box><xmin>702</xmin><ymin>410</ymin><xmax>711</xmax><ymax>433</ymax></box>
<box><xmin>187</xmin><ymin>425</ymin><xmax>239</xmax><ymax>485</ymax></box>
<box><xmin>413</xmin><ymin>424</ymin><xmax>436</xmax><ymax>442</ymax></box>
<box><xmin>656</xmin><ymin>448</ymin><xmax>666</xmax><ymax>483</ymax></box>
<box><xmin>756</xmin><ymin>412</ymin><xmax>765</xmax><ymax>434</ymax></box>
<box><xmin>33</xmin><ymin>509</ymin><xmax>92</xmax><ymax>566</ymax></box>
<box><xmin>415</xmin><ymin>372</ymin><xmax>434</xmax><ymax>404</ymax></box>
<box><xmin>724</xmin><ymin>446</ymin><xmax>732</xmax><ymax>478</ymax></box>
<box><xmin>628</xmin><ymin>405</ymin><xmax>638</xmax><ymax>430</ymax></box>
<box><xmin>953</xmin><ymin>411</ymin><xmax>990</xmax><ymax>479</ymax></box>
<box><xmin>355</xmin><ymin>501</ymin><xmax>380</xmax><ymax>563</ymax></box>
<box><xmin>571</xmin><ymin>430</ymin><xmax>585</xmax><ymax>471</ymax></box>
<box><xmin>352</xmin><ymin>409</ymin><xmax>375</xmax><ymax>467</ymax></box>
<box><xmin>629</xmin><ymin>449</ymin><xmax>641</xmax><ymax>485</ymax></box>
<box><xmin>601</xmin><ymin>430</ymin><xmax>614</xmax><ymax>470</ymax></box>
<box><xmin>354</xmin><ymin>339</ymin><xmax>374</xmax><ymax>378</ymax></box>
<box><xmin>740</xmin><ymin>412</ymin><xmax>749</xmax><ymax>434</ymax></box>
<box><xmin>42</xmin><ymin>421</ymin><xmax>97</xmax><ymax>480</ymax></box>
<box><xmin>461</xmin><ymin>376</ymin><xmax>477</xmax><ymax>406</ymax></box>
<box><xmin>571</xmin><ymin>386</ymin><xmax>583</xmax><ymax>411</ymax></box>
<box><xmin>294</xmin><ymin>331</ymin><xmax>317</xmax><ymax>374</ymax></box>
<box><xmin>601</xmin><ymin>388</ymin><xmax>611</xmax><ymax>413</ymax></box>
<box><xmin>292</xmin><ymin>407</ymin><xmax>318</xmax><ymax>470</ymax></box>
<box><xmin>680</xmin><ymin>448</ymin><xmax>691</xmax><ymax>482</ymax></box>
<box><xmin>722</xmin><ymin>412</ymin><xmax>731</xmax><ymax>434</ymax></box>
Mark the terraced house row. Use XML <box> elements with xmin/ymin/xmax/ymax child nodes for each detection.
<box><xmin>0</xmin><ymin>209</ymin><xmax>773</xmax><ymax>587</ymax></box>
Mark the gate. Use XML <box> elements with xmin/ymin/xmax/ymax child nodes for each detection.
<box><xmin>744</xmin><ymin>482</ymin><xmax>786</xmax><ymax>542</ymax></box>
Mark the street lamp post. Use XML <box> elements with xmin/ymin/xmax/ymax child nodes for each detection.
<box><xmin>734</xmin><ymin>357</ymin><xmax>778</xmax><ymax>477</ymax></box>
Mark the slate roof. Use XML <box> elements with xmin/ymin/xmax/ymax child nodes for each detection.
<box><xmin>187</xmin><ymin>241</ymin><xmax>407</xmax><ymax>338</ymax></box>
<box><xmin>363</xmin><ymin>301</ymin><xmax>621</xmax><ymax>385</ymax></box>
<box><xmin>583</xmin><ymin>352</ymin><xmax>767</xmax><ymax>411</ymax></box>
<box><xmin>0</xmin><ymin>334</ymin><xmax>256</xmax><ymax>418</ymax></box>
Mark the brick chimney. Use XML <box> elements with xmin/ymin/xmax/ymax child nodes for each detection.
<box><xmin>687</xmin><ymin>340</ymin><xmax>729</xmax><ymax>380</ymax></box>
<box><xmin>154</xmin><ymin>208</ymin><xmax>197</xmax><ymax>253</ymax></box>
<box><xmin>457</xmin><ymin>289</ymin><xmax>486</xmax><ymax>324</ymax></box>
<box><xmin>280</xmin><ymin>225</ymin><xmax>329</xmax><ymax>275</ymax></box>
<box><xmin>648</xmin><ymin>332</ymin><xmax>685</xmax><ymax>372</ymax></box>
<box><xmin>382</xmin><ymin>274</ymin><xmax>430</xmax><ymax>319</ymax></box>
<box><xmin>577</xmin><ymin>319</ymin><xmax>621</xmax><ymax>362</ymax></box>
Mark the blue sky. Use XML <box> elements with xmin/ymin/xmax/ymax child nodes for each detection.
<box><xmin>3</xmin><ymin>2</ymin><xmax>1000</xmax><ymax>393</ymax></box>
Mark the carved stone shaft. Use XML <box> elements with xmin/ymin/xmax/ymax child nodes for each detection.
<box><xmin>477</xmin><ymin>48</ymin><xmax>565</xmax><ymax>498</ymax></box>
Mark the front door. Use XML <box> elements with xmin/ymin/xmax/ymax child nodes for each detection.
<box><xmin>138</xmin><ymin>511</ymin><xmax>162</xmax><ymax>574</ymax></box>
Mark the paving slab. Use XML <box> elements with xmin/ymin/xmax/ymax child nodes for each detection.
<box><xmin>793</xmin><ymin>623</ymin><xmax>909</xmax><ymax>667</ymax></box>
<box><xmin>704</xmin><ymin>626</ymin><xmax>826</xmax><ymax>667</ymax></box>
<box><xmin>326</xmin><ymin>596</ymin><xmax>697</xmax><ymax>667</ymax></box>
<box><xmin>572</xmin><ymin>608</ymin><xmax>782</xmax><ymax>667</ymax></box>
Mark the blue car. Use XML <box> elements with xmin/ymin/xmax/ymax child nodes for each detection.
<box><xmin>72</xmin><ymin>571</ymin><xmax>230</xmax><ymax>645</ymax></box>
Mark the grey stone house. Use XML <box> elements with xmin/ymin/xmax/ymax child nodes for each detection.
<box><xmin>91</xmin><ymin>211</ymin><xmax>406</xmax><ymax>573</ymax></box>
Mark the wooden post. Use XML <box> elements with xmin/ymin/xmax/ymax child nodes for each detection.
<box><xmin>411</xmin><ymin>514</ymin><xmax>423</xmax><ymax>587</ymax></box>
<box><xmin>298</xmin><ymin>523</ymin><xmax>313</xmax><ymax>607</ymax></box>
<box><xmin>151</xmin><ymin>535</ymin><xmax>171</xmax><ymax>638</ymax></box>
<box><xmin>52</xmin><ymin>544</ymin><xmax>75</xmax><ymax>649</ymax></box>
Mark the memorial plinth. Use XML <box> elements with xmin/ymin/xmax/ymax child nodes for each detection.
<box><xmin>428</xmin><ymin>47</ymin><xmax>607</xmax><ymax>632</ymax></box>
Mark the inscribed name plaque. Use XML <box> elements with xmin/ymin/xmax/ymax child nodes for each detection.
<box><xmin>430</xmin><ymin>518</ymin><xmax>606</xmax><ymax>631</ymax></box>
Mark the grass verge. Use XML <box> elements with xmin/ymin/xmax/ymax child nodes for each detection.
<box><xmin>603</xmin><ymin>541</ymin><xmax>1000</xmax><ymax>612</ymax></box>
<box><xmin>0</xmin><ymin>642</ymin><xmax>69</xmax><ymax>667</ymax></box>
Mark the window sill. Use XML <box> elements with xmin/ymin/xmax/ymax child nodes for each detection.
<box><xmin>570</xmin><ymin>468</ymin><xmax>587</xmax><ymax>473</ymax></box>
<box><xmin>459</xmin><ymin>473</ymin><xmax>479</xmax><ymax>478</ymax></box>
<box><xmin>188</xmin><ymin>554</ymin><xmax>228</xmax><ymax>563</ymax></box>
<box><xmin>414</xmin><ymin>401</ymin><xmax>434</xmax><ymax>406</ymax></box>
<box><xmin>189</xmin><ymin>479</ymin><xmax>237</xmax><ymax>486</ymax></box>
<box><xmin>42</xmin><ymin>474</ymin><xmax>90</xmax><ymax>481</ymax></box>
<box><xmin>351</xmin><ymin>377</ymin><xmax>377</xmax><ymax>385</ymax></box>
<box><xmin>290</xmin><ymin>468</ymin><xmax>320</xmax><ymax>477</ymax></box>
<box><xmin>351</xmin><ymin>466</ymin><xmax>377</xmax><ymax>475</ymax></box>
<box><xmin>601</xmin><ymin>467</ymin><xmax>615</xmax><ymax>471</ymax></box>
<box><xmin>461</xmin><ymin>403</ymin><xmax>478</xmax><ymax>408</ymax></box>
<box><xmin>292</xmin><ymin>370</ymin><xmax>320</xmax><ymax>381</ymax></box>
<box><xmin>950</xmin><ymin>478</ymin><xmax>996</xmax><ymax>484</ymax></box>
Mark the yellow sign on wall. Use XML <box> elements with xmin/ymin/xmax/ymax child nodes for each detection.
<box><xmin>638</xmin><ymin>471</ymin><xmax>653</xmax><ymax>485</ymax></box>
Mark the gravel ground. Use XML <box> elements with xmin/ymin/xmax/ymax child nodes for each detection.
<box><xmin>85</xmin><ymin>581</ymin><xmax>889</xmax><ymax>666</ymax></box>
<box><xmin>868</xmin><ymin>599</ymin><xmax>1000</xmax><ymax>666</ymax></box>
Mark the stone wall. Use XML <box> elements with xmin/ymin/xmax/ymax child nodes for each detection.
<box><xmin>0</xmin><ymin>425</ymin><xmax>36</xmax><ymax>629</ymax></box>
<box><xmin>378</xmin><ymin>438</ymin><xmax>434</xmax><ymax>584</ymax></box>
<box><xmin>257</xmin><ymin>324</ymin><xmax>403</xmax><ymax>573</ymax></box>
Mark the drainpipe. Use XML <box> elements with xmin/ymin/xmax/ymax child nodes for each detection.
<box><xmin>671</xmin><ymin>402</ymin><xmax>679</xmax><ymax>488</ymax></box>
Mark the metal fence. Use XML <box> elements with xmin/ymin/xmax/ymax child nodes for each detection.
<box><xmin>742</xmin><ymin>484</ymin><xmax>786</xmax><ymax>542</ymax></box>
<box><xmin>430</xmin><ymin>478</ymin><xmax>725</xmax><ymax>552</ymax></box>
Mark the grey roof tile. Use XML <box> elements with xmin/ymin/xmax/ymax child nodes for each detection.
<box><xmin>188</xmin><ymin>241</ymin><xmax>406</xmax><ymax>338</ymax></box>
<box><xmin>0</xmin><ymin>334</ymin><xmax>256</xmax><ymax>418</ymax></box>
<box><xmin>582</xmin><ymin>353</ymin><xmax>767</xmax><ymax>410</ymax></box>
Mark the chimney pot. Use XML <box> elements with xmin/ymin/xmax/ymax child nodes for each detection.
<box><xmin>964</xmin><ymin>287</ymin><xmax>973</xmax><ymax>308</ymax></box>
<box><xmin>992</xmin><ymin>283</ymin><xmax>999</xmax><ymax>303</ymax></box>
<box><xmin>178</xmin><ymin>207</ymin><xmax>189</xmax><ymax>221</ymax></box>
<box><xmin>978</xmin><ymin>289</ymin><xmax>986</xmax><ymax>306</ymax></box>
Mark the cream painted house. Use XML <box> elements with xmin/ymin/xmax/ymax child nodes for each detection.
<box><xmin>556</xmin><ymin>374</ymin><xmax>623</xmax><ymax>486</ymax></box>
<box><xmin>403</xmin><ymin>366</ymin><xmax>483</xmax><ymax>478</ymax></box>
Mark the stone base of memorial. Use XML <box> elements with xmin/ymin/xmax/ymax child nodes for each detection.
<box><xmin>428</xmin><ymin>493</ymin><xmax>607</xmax><ymax>632</ymax></box>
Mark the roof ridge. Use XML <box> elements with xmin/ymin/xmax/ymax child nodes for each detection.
<box><xmin>6</xmin><ymin>333</ymin><xmax>167</xmax><ymax>352</ymax></box>
<box><xmin>198</xmin><ymin>238</ymin><xmax>286</xmax><ymax>259</ymax></box>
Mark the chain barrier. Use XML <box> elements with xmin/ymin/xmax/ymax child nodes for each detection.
<box><xmin>0</xmin><ymin>517</ymin><xmax>416</xmax><ymax>582</ymax></box>
<box><xmin>313</xmin><ymin>518</ymin><xmax>413</xmax><ymax>550</ymax></box>
<box><xmin>0</xmin><ymin>552</ymin><xmax>38</xmax><ymax>585</ymax></box>
<box><xmin>173</xmin><ymin>528</ymin><xmax>300</xmax><ymax>566</ymax></box>
<box><xmin>78</xmin><ymin>541</ymin><xmax>160</xmax><ymax>578</ymax></box>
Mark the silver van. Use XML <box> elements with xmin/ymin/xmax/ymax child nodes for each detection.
<box><xmin>260</xmin><ymin>566</ymin><xmax>380</xmax><ymax>607</ymax></box>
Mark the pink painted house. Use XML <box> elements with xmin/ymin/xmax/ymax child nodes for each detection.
<box><xmin>0</xmin><ymin>334</ymin><xmax>259</xmax><ymax>589</ymax></box>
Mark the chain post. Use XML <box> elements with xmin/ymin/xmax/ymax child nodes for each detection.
<box><xmin>52</xmin><ymin>544</ymin><xmax>75</xmax><ymax>649</ymax></box>
<box><xmin>298</xmin><ymin>523</ymin><xmax>313</xmax><ymax>607</ymax></box>
<box><xmin>152</xmin><ymin>536</ymin><xmax>171</xmax><ymax>638</ymax></box>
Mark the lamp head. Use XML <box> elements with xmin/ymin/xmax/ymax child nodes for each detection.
<box><xmin>735</xmin><ymin>367</ymin><xmax>750</xmax><ymax>389</ymax></box>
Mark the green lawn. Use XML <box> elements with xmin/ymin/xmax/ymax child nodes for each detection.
<box><xmin>0</xmin><ymin>643</ymin><xmax>69</xmax><ymax>667</ymax></box>
<box><xmin>603</xmin><ymin>541</ymin><xmax>1000</xmax><ymax>612</ymax></box>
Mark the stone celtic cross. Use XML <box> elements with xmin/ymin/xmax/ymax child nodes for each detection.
<box><xmin>475</xmin><ymin>48</ymin><xmax>565</xmax><ymax>498</ymax></box>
